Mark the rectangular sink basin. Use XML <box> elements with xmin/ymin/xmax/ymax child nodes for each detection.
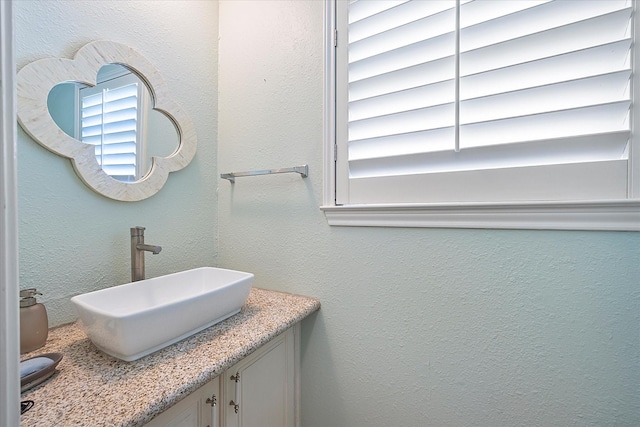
<box><xmin>71</xmin><ymin>267</ymin><xmax>253</xmax><ymax>361</ymax></box>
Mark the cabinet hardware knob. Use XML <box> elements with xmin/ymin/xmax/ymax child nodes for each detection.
<box><xmin>229</xmin><ymin>400</ymin><xmax>239</xmax><ymax>413</ymax></box>
<box><xmin>206</xmin><ymin>394</ymin><xmax>217</xmax><ymax>407</ymax></box>
<box><xmin>230</xmin><ymin>372</ymin><xmax>240</xmax><ymax>382</ymax></box>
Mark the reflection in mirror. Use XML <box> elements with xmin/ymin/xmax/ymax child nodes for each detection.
<box><xmin>47</xmin><ymin>64</ymin><xmax>179</xmax><ymax>183</ymax></box>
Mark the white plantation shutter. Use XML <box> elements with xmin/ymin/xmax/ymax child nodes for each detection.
<box><xmin>336</xmin><ymin>0</ymin><xmax>633</xmax><ymax>205</ymax></box>
<box><xmin>80</xmin><ymin>80</ymin><xmax>140</xmax><ymax>182</ymax></box>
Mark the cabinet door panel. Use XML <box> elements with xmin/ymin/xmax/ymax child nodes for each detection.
<box><xmin>225</xmin><ymin>328</ymin><xmax>295</xmax><ymax>427</ymax></box>
<box><xmin>239</xmin><ymin>340</ymin><xmax>287</xmax><ymax>426</ymax></box>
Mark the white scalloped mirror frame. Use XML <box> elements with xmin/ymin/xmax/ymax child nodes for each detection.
<box><xmin>16</xmin><ymin>40</ymin><xmax>197</xmax><ymax>202</ymax></box>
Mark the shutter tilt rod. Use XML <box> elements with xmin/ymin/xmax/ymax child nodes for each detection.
<box><xmin>220</xmin><ymin>165</ymin><xmax>308</xmax><ymax>183</ymax></box>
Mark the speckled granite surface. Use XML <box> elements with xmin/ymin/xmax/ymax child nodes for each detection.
<box><xmin>20</xmin><ymin>288</ymin><xmax>320</xmax><ymax>427</ymax></box>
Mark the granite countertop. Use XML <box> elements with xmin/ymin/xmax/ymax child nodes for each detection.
<box><xmin>20</xmin><ymin>288</ymin><xmax>320</xmax><ymax>427</ymax></box>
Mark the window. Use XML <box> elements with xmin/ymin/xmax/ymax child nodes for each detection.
<box><xmin>322</xmin><ymin>0</ymin><xmax>640</xmax><ymax>230</ymax></box>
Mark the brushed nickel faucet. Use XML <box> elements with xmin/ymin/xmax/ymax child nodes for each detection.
<box><xmin>130</xmin><ymin>226</ymin><xmax>162</xmax><ymax>282</ymax></box>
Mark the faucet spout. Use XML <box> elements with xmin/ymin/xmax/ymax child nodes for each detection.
<box><xmin>136</xmin><ymin>243</ymin><xmax>162</xmax><ymax>255</ymax></box>
<box><xmin>130</xmin><ymin>226</ymin><xmax>161</xmax><ymax>282</ymax></box>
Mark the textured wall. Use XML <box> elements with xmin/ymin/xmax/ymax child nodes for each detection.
<box><xmin>15</xmin><ymin>0</ymin><xmax>219</xmax><ymax>326</ymax></box>
<box><xmin>217</xmin><ymin>1</ymin><xmax>640</xmax><ymax>426</ymax></box>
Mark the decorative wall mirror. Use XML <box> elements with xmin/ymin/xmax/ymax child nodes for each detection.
<box><xmin>17</xmin><ymin>40</ymin><xmax>197</xmax><ymax>201</ymax></box>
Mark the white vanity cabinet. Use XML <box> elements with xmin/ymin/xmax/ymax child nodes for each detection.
<box><xmin>146</xmin><ymin>326</ymin><xmax>299</xmax><ymax>427</ymax></box>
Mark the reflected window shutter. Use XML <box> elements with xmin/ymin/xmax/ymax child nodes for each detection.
<box><xmin>338</xmin><ymin>0</ymin><xmax>632</xmax><ymax>204</ymax></box>
<box><xmin>81</xmin><ymin>82</ymin><xmax>139</xmax><ymax>182</ymax></box>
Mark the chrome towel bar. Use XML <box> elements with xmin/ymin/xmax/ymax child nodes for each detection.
<box><xmin>220</xmin><ymin>165</ymin><xmax>308</xmax><ymax>183</ymax></box>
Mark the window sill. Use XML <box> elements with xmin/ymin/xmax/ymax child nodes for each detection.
<box><xmin>320</xmin><ymin>200</ymin><xmax>640</xmax><ymax>231</ymax></box>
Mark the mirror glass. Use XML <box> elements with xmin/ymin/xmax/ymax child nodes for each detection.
<box><xmin>47</xmin><ymin>64</ymin><xmax>179</xmax><ymax>183</ymax></box>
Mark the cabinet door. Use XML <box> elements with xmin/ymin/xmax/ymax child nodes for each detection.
<box><xmin>224</xmin><ymin>327</ymin><xmax>296</xmax><ymax>427</ymax></box>
<box><xmin>146</xmin><ymin>376</ymin><xmax>220</xmax><ymax>427</ymax></box>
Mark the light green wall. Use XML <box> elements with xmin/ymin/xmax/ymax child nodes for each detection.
<box><xmin>217</xmin><ymin>1</ymin><xmax>640</xmax><ymax>426</ymax></box>
<box><xmin>15</xmin><ymin>0</ymin><xmax>219</xmax><ymax>326</ymax></box>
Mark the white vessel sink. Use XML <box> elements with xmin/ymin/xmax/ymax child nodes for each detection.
<box><xmin>71</xmin><ymin>267</ymin><xmax>254</xmax><ymax>361</ymax></box>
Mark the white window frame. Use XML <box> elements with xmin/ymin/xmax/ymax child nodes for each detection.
<box><xmin>321</xmin><ymin>0</ymin><xmax>640</xmax><ymax>231</ymax></box>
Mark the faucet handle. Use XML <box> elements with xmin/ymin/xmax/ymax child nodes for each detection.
<box><xmin>131</xmin><ymin>226</ymin><xmax>146</xmax><ymax>236</ymax></box>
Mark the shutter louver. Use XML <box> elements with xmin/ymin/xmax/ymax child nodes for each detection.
<box><xmin>339</xmin><ymin>0</ymin><xmax>632</xmax><ymax>204</ymax></box>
